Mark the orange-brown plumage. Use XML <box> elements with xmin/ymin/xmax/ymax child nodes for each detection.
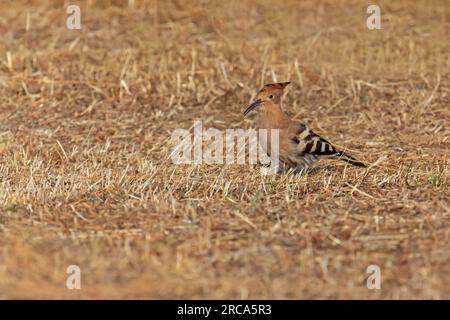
<box><xmin>244</xmin><ymin>82</ymin><xmax>366</xmax><ymax>173</ymax></box>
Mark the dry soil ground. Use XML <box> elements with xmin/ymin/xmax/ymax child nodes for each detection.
<box><xmin>0</xmin><ymin>0</ymin><xmax>449</xmax><ymax>299</ymax></box>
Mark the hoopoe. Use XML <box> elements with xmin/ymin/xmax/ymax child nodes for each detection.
<box><xmin>243</xmin><ymin>82</ymin><xmax>366</xmax><ymax>173</ymax></box>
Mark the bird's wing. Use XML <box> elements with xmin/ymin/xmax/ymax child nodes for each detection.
<box><xmin>290</xmin><ymin>123</ymin><xmax>339</xmax><ymax>156</ymax></box>
<box><xmin>289</xmin><ymin>122</ymin><xmax>366</xmax><ymax>167</ymax></box>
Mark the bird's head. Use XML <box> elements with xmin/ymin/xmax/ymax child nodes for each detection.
<box><xmin>243</xmin><ymin>82</ymin><xmax>290</xmax><ymax>117</ymax></box>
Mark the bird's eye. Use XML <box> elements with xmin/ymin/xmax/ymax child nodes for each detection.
<box><xmin>268</xmin><ymin>95</ymin><xmax>273</xmax><ymax>99</ymax></box>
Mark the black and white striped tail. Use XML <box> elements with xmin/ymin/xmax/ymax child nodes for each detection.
<box><xmin>334</xmin><ymin>151</ymin><xmax>367</xmax><ymax>167</ymax></box>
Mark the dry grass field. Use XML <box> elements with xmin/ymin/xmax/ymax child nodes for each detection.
<box><xmin>0</xmin><ymin>0</ymin><xmax>449</xmax><ymax>299</ymax></box>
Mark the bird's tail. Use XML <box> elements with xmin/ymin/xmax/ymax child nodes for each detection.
<box><xmin>335</xmin><ymin>151</ymin><xmax>367</xmax><ymax>167</ymax></box>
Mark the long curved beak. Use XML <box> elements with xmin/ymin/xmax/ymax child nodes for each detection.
<box><xmin>243</xmin><ymin>99</ymin><xmax>262</xmax><ymax>117</ymax></box>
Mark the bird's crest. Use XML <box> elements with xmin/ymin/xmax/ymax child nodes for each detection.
<box><xmin>259</xmin><ymin>82</ymin><xmax>290</xmax><ymax>93</ymax></box>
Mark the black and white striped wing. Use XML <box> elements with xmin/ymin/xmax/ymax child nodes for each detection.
<box><xmin>291</xmin><ymin>124</ymin><xmax>339</xmax><ymax>157</ymax></box>
<box><xmin>290</xmin><ymin>123</ymin><xmax>366</xmax><ymax>167</ymax></box>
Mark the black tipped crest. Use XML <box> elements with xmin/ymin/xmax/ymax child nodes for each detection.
<box><xmin>265</xmin><ymin>82</ymin><xmax>290</xmax><ymax>89</ymax></box>
<box><xmin>259</xmin><ymin>81</ymin><xmax>290</xmax><ymax>93</ymax></box>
